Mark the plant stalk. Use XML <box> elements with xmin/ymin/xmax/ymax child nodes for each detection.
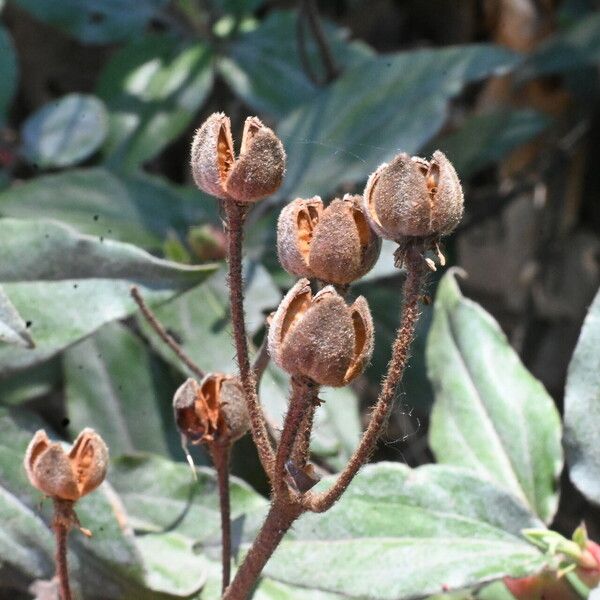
<box><xmin>222</xmin><ymin>501</ymin><xmax>302</xmax><ymax>600</ymax></box>
<box><xmin>224</xmin><ymin>202</ymin><xmax>275</xmax><ymax>478</ymax></box>
<box><xmin>210</xmin><ymin>443</ymin><xmax>232</xmax><ymax>592</ymax></box>
<box><xmin>53</xmin><ymin>500</ymin><xmax>73</xmax><ymax>600</ymax></box>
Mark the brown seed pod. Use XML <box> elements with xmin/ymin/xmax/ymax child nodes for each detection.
<box><xmin>277</xmin><ymin>195</ymin><xmax>381</xmax><ymax>285</ymax></box>
<box><xmin>173</xmin><ymin>374</ymin><xmax>249</xmax><ymax>445</ymax></box>
<box><xmin>190</xmin><ymin>113</ymin><xmax>286</xmax><ymax>203</ymax></box>
<box><xmin>267</xmin><ymin>279</ymin><xmax>374</xmax><ymax>386</ymax></box>
<box><xmin>364</xmin><ymin>150</ymin><xmax>464</xmax><ymax>242</ymax></box>
<box><xmin>24</xmin><ymin>429</ymin><xmax>109</xmax><ymax>501</ymax></box>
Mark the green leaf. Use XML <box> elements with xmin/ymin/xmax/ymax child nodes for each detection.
<box><xmin>21</xmin><ymin>94</ymin><xmax>109</xmax><ymax>169</ymax></box>
<box><xmin>219</xmin><ymin>10</ymin><xmax>373</xmax><ymax>118</ymax></box>
<box><xmin>262</xmin><ymin>463</ymin><xmax>546</xmax><ymax>599</ymax></box>
<box><xmin>0</xmin><ymin>25</ymin><xmax>17</xmax><ymax>126</ymax></box>
<box><xmin>277</xmin><ymin>44</ymin><xmax>519</xmax><ymax>200</ymax></box>
<box><xmin>0</xmin><ymin>286</ymin><xmax>34</xmax><ymax>348</ymax></box>
<box><xmin>427</xmin><ymin>270</ymin><xmax>563</xmax><ymax>523</ymax></box>
<box><xmin>97</xmin><ymin>35</ymin><xmax>213</xmax><ymax>172</ymax></box>
<box><xmin>521</xmin><ymin>12</ymin><xmax>600</xmax><ymax>78</ymax></box>
<box><xmin>0</xmin><ymin>218</ymin><xmax>216</xmax><ymax>376</ymax></box>
<box><xmin>64</xmin><ymin>321</ymin><xmax>180</xmax><ymax>458</ymax></box>
<box><xmin>429</xmin><ymin>110</ymin><xmax>551</xmax><ymax>178</ymax></box>
<box><xmin>0</xmin><ymin>410</ymin><xmax>205</xmax><ymax>598</ymax></box>
<box><xmin>0</xmin><ymin>167</ymin><xmax>217</xmax><ymax>251</ymax></box>
<box><xmin>12</xmin><ymin>0</ymin><xmax>169</xmax><ymax>44</ymax></box>
<box><xmin>564</xmin><ymin>285</ymin><xmax>600</xmax><ymax>505</ymax></box>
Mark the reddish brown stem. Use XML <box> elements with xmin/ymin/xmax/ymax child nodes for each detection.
<box><xmin>224</xmin><ymin>202</ymin><xmax>275</xmax><ymax>478</ymax></box>
<box><xmin>210</xmin><ymin>443</ymin><xmax>232</xmax><ymax>592</ymax></box>
<box><xmin>130</xmin><ymin>286</ymin><xmax>205</xmax><ymax>381</ymax></box>
<box><xmin>291</xmin><ymin>400</ymin><xmax>317</xmax><ymax>466</ymax></box>
<box><xmin>274</xmin><ymin>377</ymin><xmax>315</xmax><ymax>498</ymax></box>
<box><xmin>304</xmin><ymin>252</ymin><xmax>427</xmax><ymax>512</ymax></box>
<box><xmin>222</xmin><ymin>501</ymin><xmax>302</xmax><ymax>600</ymax></box>
<box><xmin>53</xmin><ymin>501</ymin><xmax>73</xmax><ymax>600</ymax></box>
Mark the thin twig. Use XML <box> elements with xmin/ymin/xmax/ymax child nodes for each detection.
<box><xmin>224</xmin><ymin>203</ymin><xmax>275</xmax><ymax>478</ymax></box>
<box><xmin>130</xmin><ymin>286</ymin><xmax>205</xmax><ymax>381</ymax></box>
<box><xmin>252</xmin><ymin>329</ymin><xmax>271</xmax><ymax>391</ymax></box>
<box><xmin>298</xmin><ymin>0</ymin><xmax>340</xmax><ymax>84</ymax></box>
<box><xmin>209</xmin><ymin>444</ymin><xmax>232</xmax><ymax>592</ymax></box>
<box><xmin>53</xmin><ymin>501</ymin><xmax>72</xmax><ymax>600</ymax></box>
<box><xmin>304</xmin><ymin>250</ymin><xmax>427</xmax><ymax>513</ymax></box>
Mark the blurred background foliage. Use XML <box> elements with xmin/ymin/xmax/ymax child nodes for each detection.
<box><xmin>0</xmin><ymin>0</ymin><xmax>600</xmax><ymax>598</ymax></box>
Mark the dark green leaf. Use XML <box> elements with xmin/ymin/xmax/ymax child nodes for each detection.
<box><xmin>521</xmin><ymin>12</ymin><xmax>600</xmax><ymax>78</ymax></box>
<box><xmin>427</xmin><ymin>270</ymin><xmax>563</xmax><ymax>523</ymax></box>
<box><xmin>0</xmin><ymin>218</ymin><xmax>216</xmax><ymax>376</ymax></box>
<box><xmin>277</xmin><ymin>44</ymin><xmax>520</xmax><ymax>200</ymax></box>
<box><xmin>429</xmin><ymin>109</ymin><xmax>551</xmax><ymax>178</ymax></box>
<box><xmin>263</xmin><ymin>463</ymin><xmax>546</xmax><ymax>599</ymax></box>
<box><xmin>21</xmin><ymin>94</ymin><xmax>109</xmax><ymax>169</ymax></box>
<box><xmin>0</xmin><ymin>167</ymin><xmax>217</xmax><ymax>251</ymax></box>
<box><xmin>64</xmin><ymin>322</ymin><xmax>180</xmax><ymax>457</ymax></box>
<box><xmin>97</xmin><ymin>35</ymin><xmax>213</xmax><ymax>171</ymax></box>
<box><xmin>12</xmin><ymin>0</ymin><xmax>169</xmax><ymax>44</ymax></box>
<box><xmin>219</xmin><ymin>10</ymin><xmax>373</xmax><ymax>118</ymax></box>
<box><xmin>0</xmin><ymin>286</ymin><xmax>34</xmax><ymax>348</ymax></box>
<box><xmin>0</xmin><ymin>25</ymin><xmax>17</xmax><ymax>126</ymax></box>
<box><xmin>0</xmin><ymin>410</ymin><xmax>205</xmax><ymax>598</ymax></box>
<box><xmin>564</xmin><ymin>285</ymin><xmax>600</xmax><ymax>505</ymax></box>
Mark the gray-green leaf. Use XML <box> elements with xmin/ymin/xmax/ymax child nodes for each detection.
<box><xmin>0</xmin><ymin>218</ymin><xmax>216</xmax><ymax>376</ymax></box>
<box><xmin>97</xmin><ymin>35</ymin><xmax>213</xmax><ymax>172</ymax></box>
<box><xmin>21</xmin><ymin>94</ymin><xmax>109</xmax><ymax>169</ymax></box>
<box><xmin>262</xmin><ymin>463</ymin><xmax>546</xmax><ymax>599</ymax></box>
<box><xmin>427</xmin><ymin>270</ymin><xmax>563</xmax><ymax>523</ymax></box>
<box><xmin>0</xmin><ymin>167</ymin><xmax>217</xmax><ymax>251</ymax></box>
<box><xmin>0</xmin><ymin>285</ymin><xmax>34</xmax><ymax>348</ymax></box>
<box><xmin>277</xmin><ymin>44</ymin><xmax>519</xmax><ymax>201</ymax></box>
<box><xmin>564</xmin><ymin>285</ymin><xmax>600</xmax><ymax>505</ymax></box>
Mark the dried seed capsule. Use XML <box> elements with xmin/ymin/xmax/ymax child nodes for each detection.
<box><xmin>191</xmin><ymin>112</ymin><xmax>286</xmax><ymax>203</ymax></box>
<box><xmin>364</xmin><ymin>150</ymin><xmax>463</xmax><ymax>242</ymax></box>
<box><xmin>24</xmin><ymin>429</ymin><xmax>108</xmax><ymax>501</ymax></box>
<box><xmin>173</xmin><ymin>374</ymin><xmax>249</xmax><ymax>445</ymax></box>
<box><xmin>277</xmin><ymin>195</ymin><xmax>381</xmax><ymax>285</ymax></box>
<box><xmin>268</xmin><ymin>279</ymin><xmax>374</xmax><ymax>386</ymax></box>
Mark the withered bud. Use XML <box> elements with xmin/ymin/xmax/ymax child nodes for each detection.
<box><xmin>277</xmin><ymin>194</ymin><xmax>381</xmax><ymax>286</ymax></box>
<box><xmin>268</xmin><ymin>279</ymin><xmax>374</xmax><ymax>386</ymax></box>
<box><xmin>173</xmin><ymin>374</ymin><xmax>249</xmax><ymax>445</ymax></box>
<box><xmin>191</xmin><ymin>112</ymin><xmax>286</xmax><ymax>203</ymax></box>
<box><xmin>24</xmin><ymin>429</ymin><xmax>108</xmax><ymax>501</ymax></box>
<box><xmin>364</xmin><ymin>150</ymin><xmax>464</xmax><ymax>242</ymax></box>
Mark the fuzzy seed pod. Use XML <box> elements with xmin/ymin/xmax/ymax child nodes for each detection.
<box><xmin>24</xmin><ymin>429</ymin><xmax>108</xmax><ymax>501</ymax></box>
<box><xmin>268</xmin><ymin>279</ymin><xmax>374</xmax><ymax>386</ymax></box>
<box><xmin>364</xmin><ymin>150</ymin><xmax>463</xmax><ymax>242</ymax></box>
<box><xmin>277</xmin><ymin>195</ymin><xmax>381</xmax><ymax>285</ymax></box>
<box><xmin>173</xmin><ymin>374</ymin><xmax>249</xmax><ymax>445</ymax></box>
<box><xmin>191</xmin><ymin>112</ymin><xmax>286</xmax><ymax>203</ymax></box>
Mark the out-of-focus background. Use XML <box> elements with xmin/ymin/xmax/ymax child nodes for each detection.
<box><xmin>0</xmin><ymin>1</ymin><xmax>599</xmax><ymax>597</ymax></box>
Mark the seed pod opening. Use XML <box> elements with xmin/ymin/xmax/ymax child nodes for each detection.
<box><xmin>364</xmin><ymin>150</ymin><xmax>463</xmax><ymax>242</ymax></box>
<box><xmin>191</xmin><ymin>113</ymin><xmax>286</xmax><ymax>203</ymax></box>
<box><xmin>173</xmin><ymin>375</ymin><xmax>249</xmax><ymax>445</ymax></box>
<box><xmin>268</xmin><ymin>279</ymin><xmax>374</xmax><ymax>386</ymax></box>
<box><xmin>277</xmin><ymin>195</ymin><xmax>381</xmax><ymax>285</ymax></box>
<box><xmin>24</xmin><ymin>429</ymin><xmax>108</xmax><ymax>501</ymax></box>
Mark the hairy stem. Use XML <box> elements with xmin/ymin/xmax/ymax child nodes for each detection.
<box><xmin>224</xmin><ymin>202</ymin><xmax>275</xmax><ymax>478</ymax></box>
<box><xmin>53</xmin><ymin>500</ymin><xmax>73</xmax><ymax>600</ymax></box>
<box><xmin>210</xmin><ymin>443</ymin><xmax>232</xmax><ymax>592</ymax></box>
<box><xmin>290</xmin><ymin>400</ymin><xmax>317</xmax><ymax>466</ymax></box>
<box><xmin>222</xmin><ymin>501</ymin><xmax>302</xmax><ymax>600</ymax></box>
<box><xmin>130</xmin><ymin>286</ymin><xmax>205</xmax><ymax>380</ymax></box>
<box><xmin>274</xmin><ymin>377</ymin><xmax>316</xmax><ymax>497</ymax></box>
<box><xmin>305</xmin><ymin>252</ymin><xmax>427</xmax><ymax>512</ymax></box>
